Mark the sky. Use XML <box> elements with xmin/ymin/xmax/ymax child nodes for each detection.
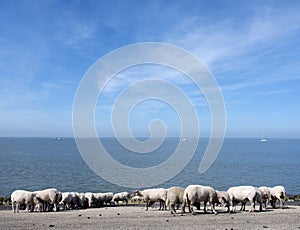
<box><xmin>0</xmin><ymin>0</ymin><xmax>300</xmax><ymax>138</ymax></box>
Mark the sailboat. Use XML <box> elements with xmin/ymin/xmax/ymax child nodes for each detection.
<box><xmin>260</xmin><ymin>133</ymin><xmax>267</xmax><ymax>142</ymax></box>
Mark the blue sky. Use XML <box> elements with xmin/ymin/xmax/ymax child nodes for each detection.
<box><xmin>0</xmin><ymin>0</ymin><xmax>300</xmax><ymax>138</ymax></box>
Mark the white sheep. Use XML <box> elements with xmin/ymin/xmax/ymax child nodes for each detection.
<box><xmin>69</xmin><ymin>192</ymin><xmax>80</xmax><ymax>209</ymax></box>
<box><xmin>238</xmin><ymin>187</ymin><xmax>262</xmax><ymax>212</ymax></box>
<box><xmin>112</xmin><ymin>192</ymin><xmax>129</xmax><ymax>205</ymax></box>
<box><xmin>76</xmin><ymin>193</ymin><xmax>88</xmax><ymax>208</ymax></box>
<box><xmin>166</xmin><ymin>186</ymin><xmax>185</xmax><ymax>214</ymax></box>
<box><xmin>269</xmin><ymin>185</ymin><xmax>286</xmax><ymax>208</ymax></box>
<box><xmin>181</xmin><ymin>185</ymin><xmax>218</xmax><ymax>215</ymax></box>
<box><xmin>93</xmin><ymin>193</ymin><xmax>105</xmax><ymax>207</ymax></box>
<box><xmin>91</xmin><ymin>192</ymin><xmax>114</xmax><ymax>207</ymax></box>
<box><xmin>259</xmin><ymin>186</ymin><xmax>271</xmax><ymax>209</ymax></box>
<box><xmin>227</xmin><ymin>186</ymin><xmax>262</xmax><ymax>213</ymax></box>
<box><xmin>11</xmin><ymin>190</ymin><xmax>40</xmax><ymax>213</ymax></box>
<box><xmin>34</xmin><ymin>188</ymin><xmax>61</xmax><ymax>212</ymax></box>
<box><xmin>131</xmin><ymin>188</ymin><xmax>168</xmax><ymax>211</ymax></box>
<box><xmin>85</xmin><ymin>192</ymin><xmax>95</xmax><ymax>208</ymax></box>
<box><xmin>59</xmin><ymin>192</ymin><xmax>73</xmax><ymax>210</ymax></box>
<box><xmin>103</xmin><ymin>192</ymin><xmax>114</xmax><ymax>205</ymax></box>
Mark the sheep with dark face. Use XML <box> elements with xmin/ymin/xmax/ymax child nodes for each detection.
<box><xmin>269</xmin><ymin>186</ymin><xmax>286</xmax><ymax>209</ymax></box>
<box><xmin>216</xmin><ymin>190</ymin><xmax>233</xmax><ymax>213</ymax></box>
<box><xmin>59</xmin><ymin>192</ymin><xmax>73</xmax><ymax>210</ymax></box>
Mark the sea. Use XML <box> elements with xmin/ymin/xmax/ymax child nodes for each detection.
<box><xmin>0</xmin><ymin>137</ymin><xmax>299</xmax><ymax>197</ymax></box>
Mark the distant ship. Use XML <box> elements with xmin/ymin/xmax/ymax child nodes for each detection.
<box><xmin>260</xmin><ymin>133</ymin><xmax>267</xmax><ymax>142</ymax></box>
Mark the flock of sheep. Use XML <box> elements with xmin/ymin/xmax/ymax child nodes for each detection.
<box><xmin>11</xmin><ymin>185</ymin><xmax>286</xmax><ymax>215</ymax></box>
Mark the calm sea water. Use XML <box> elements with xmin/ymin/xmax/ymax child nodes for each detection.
<box><xmin>0</xmin><ymin>137</ymin><xmax>299</xmax><ymax>196</ymax></box>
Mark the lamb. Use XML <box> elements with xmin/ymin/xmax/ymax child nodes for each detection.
<box><xmin>131</xmin><ymin>195</ymin><xmax>143</xmax><ymax>203</ymax></box>
<box><xmin>181</xmin><ymin>185</ymin><xmax>218</xmax><ymax>215</ymax></box>
<box><xmin>227</xmin><ymin>186</ymin><xmax>262</xmax><ymax>213</ymax></box>
<box><xmin>166</xmin><ymin>186</ymin><xmax>185</xmax><ymax>214</ymax></box>
<box><xmin>216</xmin><ymin>190</ymin><xmax>232</xmax><ymax>213</ymax></box>
<box><xmin>11</xmin><ymin>190</ymin><xmax>41</xmax><ymax>213</ymax></box>
<box><xmin>269</xmin><ymin>185</ymin><xmax>286</xmax><ymax>209</ymax></box>
<box><xmin>259</xmin><ymin>186</ymin><xmax>271</xmax><ymax>209</ymax></box>
<box><xmin>131</xmin><ymin>188</ymin><xmax>168</xmax><ymax>211</ymax></box>
<box><xmin>34</xmin><ymin>188</ymin><xmax>61</xmax><ymax>212</ymax></box>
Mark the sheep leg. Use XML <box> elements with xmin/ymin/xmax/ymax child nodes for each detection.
<box><xmin>231</xmin><ymin>198</ymin><xmax>236</xmax><ymax>212</ymax></box>
<box><xmin>189</xmin><ymin>202</ymin><xmax>194</xmax><ymax>215</ymax></box>
<box><xmin>211</xmin><ymin>203</ymin><xmax>217</xmax><ymax>215</ymax></box>
<box><xmin>53</xmin><ymin>203</ymin><xmax>57</xmax><ymax>212</ymax></box>
<box><xmin>204</xmin><ymin>201</ymin><xmax>207</xmax><ymax>213</ymax></box>
<box><xmin>157</xmin><ymin>200</ymin><xmax>163</xmax><ymax>210</ymax></box>
<box><xmin>145</xmin><ymin>199</ymin><xmax>149</xmax><ymax>211</ymax></box>
<box><xmin>171</xmin><ymin>204</ymin><xmax>176</xmax><ymax>214</ymax></box>
<box><xmin>270</xmin><ymin>197</ymin><xmax>276</xmax><ymax>208</ymax></box>
<box><xmin>240</xmin><ymin>202</ymin><xmax>245</xmax><ymax>211</ymax></box>
<box><xmin>12</xmin><ymin>202</ymin><xmax>16</xmax><ymax>213</ymax></box>
<box><xmin>181</xmin><ymin>199</ymin><xmax>186</xmax><ymax>213</ymax></box>
<box><xmin>25</xmin><ymin>204</ymin><xmax>30</xmax><ymax>212</ymax></box>
<box><xmin>249</xmin><ymin>199</ymin><xmax>255</xmax><ymax>213</ymax></box>
<box><xmin>259</xmin><ymin>200</ymin><xmax>262</xmax><ymax>211</ymax></box>
<box><xmin>279</xmin><ymin>199</ymin><xmax>284</xmax><ymax>209</ymax></box>
<box><xmin>263</xmin><ymin>200</ymin><xmax>267</xmax><ymax>209</ymax></box>
<box><xmin>162</xmin><ymin>201</ymin><xmax>166</xmax><ymax>210</ymax></box>
<box><xmin>186</xmin><ymin>198</ymin><xmax>194</xmax><ymax>214</ymax></box>
<box><xmin>279</xmin><ymin>193</ymin><xmax>285</xmax><ymax>209</ymax></box>
<box><xmin>195</xmin><ymin>202</ymin><xmax>201</xmax><ymax>210</ymax></box>
<box><xmin>16</xmin><ymin>203</ymin><xmax>20</xmax><ymax>213</ymax></box>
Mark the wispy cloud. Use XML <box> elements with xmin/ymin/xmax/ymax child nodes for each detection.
<box><xmin>259</xmin><ymin>89</ymin><xmax>290</xmax><ymax>95</ymax></box>
<box><xmin>166</xmin><ymin>3</ymin><xmax>300</xmax><ymax>75</ymax></box>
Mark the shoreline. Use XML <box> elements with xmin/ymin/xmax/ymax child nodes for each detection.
<box><xmin>0</xmin><ymin>203</ymin><xmax>299</xmax><ymax>229</ymax></box>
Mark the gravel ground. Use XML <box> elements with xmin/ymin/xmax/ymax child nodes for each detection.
<box><xmin>0</xmin><ymin>203</ymin><xmax>299</xmax><ymax>229</ymax></box>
